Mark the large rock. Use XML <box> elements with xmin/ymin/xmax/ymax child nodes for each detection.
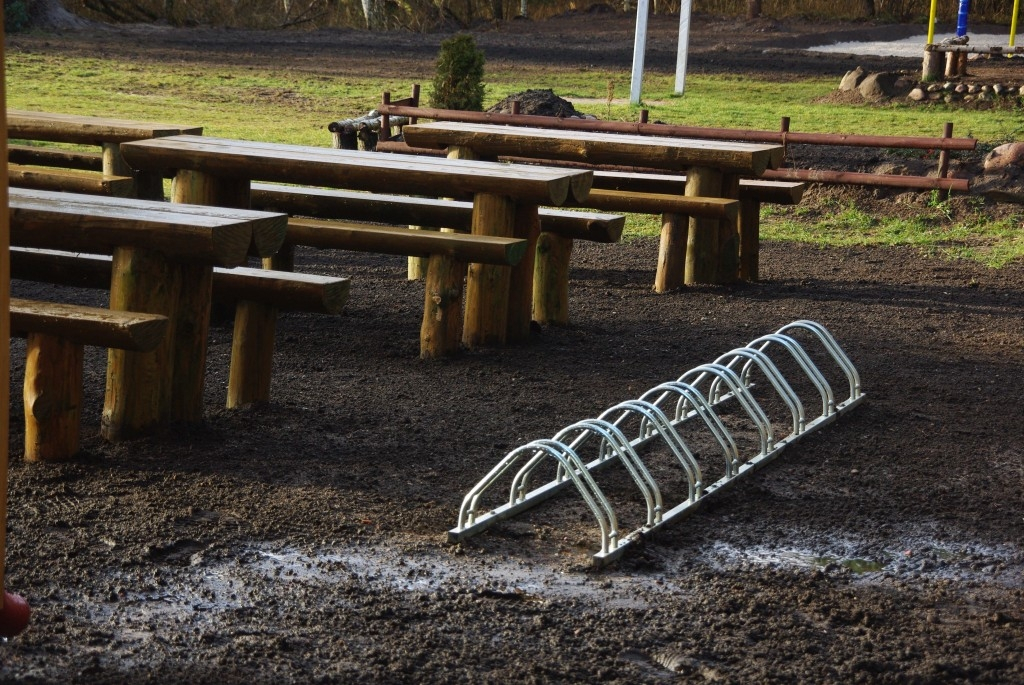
<box><xmin>839</xmin><ymin>66</ymin><xmax>866</xmax><ymax>91</ymax></box>
<box><xmin>857</xmin><ymin>72</ymin><xmax>907</xmax><ymax>100</ymax></box>
<box><xmin>984</xmin><ymin>143</ymin><xmax>1024</xmax><ymax>174</ymax></box>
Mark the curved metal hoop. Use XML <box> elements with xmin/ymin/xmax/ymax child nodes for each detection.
<box><xmin>449</xmin><ymin>320</ymin><xmax>865</xmax><ymax>566</ymax></box>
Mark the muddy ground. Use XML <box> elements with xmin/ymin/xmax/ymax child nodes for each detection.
<box><xmin>3</xmin><ymin>12</ymin><xmax>1024</xmax><ymax>685</ymax></box>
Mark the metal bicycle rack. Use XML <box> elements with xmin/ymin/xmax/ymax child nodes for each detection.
<box><xmin>449</xmin><ymin>320</ymin><xmax>865</xmax><ymax>566</ymax></box>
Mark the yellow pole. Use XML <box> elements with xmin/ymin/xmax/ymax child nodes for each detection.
<box><xmin>927</xmin><ymin>0</ymin><xmax>938</xmax><ymax>44</ymax></box>
<box><xmin>1011</xmin><ymin>0</ymin><xmax>1020</xmax><ymax>47</ymax></box>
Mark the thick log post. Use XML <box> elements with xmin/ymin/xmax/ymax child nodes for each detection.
<box><xmin>717</xmin><ymin>174</ymin><xmax>741</xmax><ymax>284</ymax></box>
<box><xmin>922</xmin><ymin>50</ymin><xmax>943</xmax><ymax>82</ymax></box>
<box><xmin>738</xmin><ymin>196</ymin><xmax>761</xmax><ymax>282</ymax></box>
<box><xmin>420</xmin><ymin>254</ymin><xmax>466</xmax><ymax>358</ymax></box>
<box><xmin>507</xmin><ymin>203</ymin><xmax>541</xmax><ymax>342</ymax></box>
<box><xmin>169</xmin><ymin>170</ymin><xmax>250</xmax><ymax>419</ymax></box>
<box><xmin>24</xmin><ymin>333</ymin><xmax>83</xmax><ymax>462</ymax></box>
<box><xmin>463</xmin><ymin>192</ymin><xmax>515</xmax><ymax>348</ymax></box>
<box><xmin>408</xmin><ymin>227</ymin><xmax>429</xmax><ymax>280</ymax></box>
<box><xmin>684</xmin><ymin>166</ymin><xmax>724</xmax><ymax>285</ymax></box>
<box><xmin>654</xmin><ymin>212</ymin><xmax>689</xmax><ymax>292</ymax></box>
<box><xmin>102</xmin><ymin>141</ymin><xmax>163</xmax><ymax>200</ymax></box>
<box><xmin>226</xmin><ymin>244</ymin><xmax>293</xmax><ymax>408</ymax></box>
<box><xmin>102</xmin><ymin>247</ymin><xmax>177</xmax><ymax>440</ymax></box>
<box><xmin>533</xmin><ymin>232</ymin><xmax>573</xmax><ymax>325</ymax></box>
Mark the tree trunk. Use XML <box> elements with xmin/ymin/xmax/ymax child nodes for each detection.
<box><xmin>746</xmin><ymin>0</ymin><xmax>761</xmax><ymax>19</ymax></box>
<box><xmin>361</xmin><ymin>0</ymin><xmax>386</xmax><ymax>29</ymax></box>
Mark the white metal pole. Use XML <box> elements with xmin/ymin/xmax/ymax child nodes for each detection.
<box><xmin>674</xmin><ymin>0</ymin><xmax>692</xmax><ymax>94</ymax></box>
<box><xmin>629</xmin><ymin>0</ymin><xmax>650</xmax><ymax>105</ymax></box>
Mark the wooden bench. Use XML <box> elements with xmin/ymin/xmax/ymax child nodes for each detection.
<box><xmin>590</xmin><ymin>172</ymin><xmax>806</xmax><ymax>281</ymax></box>
<box><xmin>7</xmin><ymin>110</ymin><xmax>203</xmax><ymax>200</ymax></box>
<box><xmin>249</xmin><ymin>182</ymin><xmax>627</xmax><ymax>325</ymax></box>
<box><xmin>10</xmin><ymin>247</ymin><xmax>350</xmax><ymax>410</ymax></box>
<box><xmin>10</xmin><ymin>298</ymin><xmax>169</xmax><ymax>462</ymax></box>
<box><xmin>9</xmin><ymin>163</ymin><xmax>135</xmax><ymax>197</ymax></box>
<box><xmin>8</xmin><ymin>144</ymin><xmax>103</xmax><ymax>171</ymax></box>
<box><xmin>277</xmin><ymin>218</ymin><xmax>528</xmax><ymax>360</ymax></box>
<box><xmin>10</xmin><ymin>186</ymin><xmax>288</xmax><ymax>437</ymax></box>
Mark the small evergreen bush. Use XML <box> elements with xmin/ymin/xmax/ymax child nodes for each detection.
<box><xmin>5</xmin><ymin>0</ymin><xmax>31</xmax><ymax>32</ymax></box>
<box><xmin>429</xmin><ymin>34</ymin><xmax>485</xmax><ymax>111</ymax></box>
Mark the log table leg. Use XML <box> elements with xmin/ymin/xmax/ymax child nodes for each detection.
<box><xmin>103</xmin><ymin>142</ymin><xmax>163</xmax><ymax>200</ymax></box>
<box><xmin>684</xmin><ymin>166</ymin><xmax>724</xmax><ymax>285</ymax></box>
<box><xmin>464</xmin><ymin>192</ymin><xmax>515</xmax><ymax>348</ymax></box>
<box><xmin>533</xmin><ymin>232</ymin><xmax>573</xmax><ymax>325</ymax></box>
<box><xmin>507</xmin><ymin>203</ymin><xmax>541</xmax><ymax>343</ymax></box>
<box><xmin>25</xmin><ymin>333</ymin><xmax>83</xmax><ymax>462</ymax></box>
<box><xmin>421</xmin><ymin>254</ymin><xmax>466</xmax><ymax>359</ymax></box>
<box><xmin>171</xmin><ymin>170</ymin><xmax>250</xmax><ymax>416</ymax></box>
<box><xmin>102</xmin><ymin>247</ymin><xmax>177</xmax><ymax>440</ymax></box>
<box><xmin>717</xmin><ymin>174</ymin><xmax>741</xmax><ymax>285</ymax></box>
<box><xmin>654</xmin><ymin>212</ymin><xmax>689</xmax><ymax>292</ymax></box>
<box><xmin>738</xmin><ymin>196</ymin><xmax>761</xmax><ymax>282</ymax></box>
<box><xmin>226</xmin><ymin>245</ymin><xmax>293</xmax><ymax>407</ymax></box>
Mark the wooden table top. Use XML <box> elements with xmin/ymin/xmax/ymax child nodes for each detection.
<box><xmin>120</xmin><ymin>135</ymin><xmax>593</xmax><ymax>206</ymax></box>
<box><xmin>7</xmin><ymin>110</ymin><xmax>203</xmax><ymax>145</ymax></box>
<box><xmin>9</xmin><ymin>187</ymin><xmax>286</xmax><ymax>266</ymax></box>
<box><xmin>402</xmin><ymin>122</ymin><xmax>786</xmax><ymax>175</ymax></box>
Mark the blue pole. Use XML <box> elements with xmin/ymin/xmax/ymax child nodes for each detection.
<box><xmin>956</xmin><ymin>0</ymin><xmax>970</xmax><ymax>37</ymax></box>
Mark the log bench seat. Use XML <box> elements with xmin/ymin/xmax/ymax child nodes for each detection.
<box><xmin>8</xmin><ymin>144</ymin><xmax>104</xmax><ymax>172</ymax></box>
<box><xmin>8</xmin><ymin>163</ymin><xmax>135</xmax><ymax>197</ymax></box>
<box><xmin>10</xmin><ymin>247</ymin><xmax>351</xmax><ymax>410</ymax></box>
<box><xmin>10</xmin><ymin>298</ymin><xmax>169</xmax><ymax>462</ymax></box>
<box><xmin>249</xmin><ymin>182</ymin><xmax>626</xmax><ymax>325</ymax></box>
<box><xmin>273</xmin><ymin>218</ymin><xmax>528</xmax><ymax>360</ymax></box>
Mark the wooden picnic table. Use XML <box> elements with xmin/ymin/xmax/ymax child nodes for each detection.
<box><xmin>119</xmin><ymin>135</ymin><xmax>593</xmax><ymax>347</ymax></box>
<box><xmin>401</xmin><ymin>121</ymin><xmax>786</xmax><ymax>289</ymax></box>
<box><xmin>8</xmin><ymin>187</ymin><xmax>288</xmax><ymax>439</ymax></box>
<box><xmin>6</xmin><ymin>110</ymin><xmax>203</xmax><ymax>199</ymax></box>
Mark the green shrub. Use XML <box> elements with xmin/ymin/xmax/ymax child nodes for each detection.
<box><xmin>5</xmin><ymin>0</ymin><xmax>31</xmax><ymax>32</ymax></box>
<box><xmin>429</xmin><ymin>34</ymin><xmax>485</xmax><ymax>111</ymax></box>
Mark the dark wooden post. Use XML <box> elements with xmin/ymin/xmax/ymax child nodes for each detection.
<box><xmin>506</xmin><ymin>203</ymin><xmax>540</xmax><ymax>342</ymax></box>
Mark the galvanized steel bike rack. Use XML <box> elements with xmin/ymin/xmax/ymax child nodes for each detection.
<box><xmin>449</xmin><ymin>320</ymin><xmax>866</xmax><ymax>566</ymax></box>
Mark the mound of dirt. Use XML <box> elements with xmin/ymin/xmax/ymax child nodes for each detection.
<box><xmin>487</xmin><ymin>88</ymin><xmax>591</xmax><ymax>117</ymax></box>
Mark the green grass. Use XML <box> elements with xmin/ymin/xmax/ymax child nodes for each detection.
<box><xmin>6</xmin><ymin>49</ymin><xmax>1023</xmax><ymax>266</ymax></box>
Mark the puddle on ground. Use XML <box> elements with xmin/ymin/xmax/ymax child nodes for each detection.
<box><xmin>703</xmin><ymin>538</ymin><xmax>1021</xmax><ymax>585</ymax></box>
<box><xmin>78</xmin><ymin>532</ymin><xmax>1020</xmax><ymax>664</ymax></box>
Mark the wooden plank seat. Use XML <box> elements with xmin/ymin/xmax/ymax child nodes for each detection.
<box><xmin>590</xmin><ymin>172</ymin><xmax>805</xmax><ymax>281</ymax></box>
<box><xmin>249</xmin><ymin>183</ymin><xmax>625</xmax><ymax>243</ymax></box>
<box><xmin>250</xmin><ymin>183</ymin><xmax>625</xmax><ymax>326</ymax></box>
<box><xmin>8</xmin><ymin>144</ymin><xmax>104</xmax><ymax>171</ymax></box>
<box><xmin>10</xmin><ymin>298</ymin><xmax>169</xmax><ymax>462</ymax></box>
<box><xmin>10</xmin><ymin>247</ymin><xmax>351</xmax><ymax>410</ymax></box>
<box><xmin>9</xmin><ymin>247</ymin><xmax>350</xmax><ymax>315</ymax></box>
<box><xmin>278</xmin><ymin>217</ymin><xmax>528</xmax><ymax>361</ymax></box>
<box><xmin>9</xmin><ymin>164</ymin><xmax>134</xmax><ymax>197</ymax></box>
